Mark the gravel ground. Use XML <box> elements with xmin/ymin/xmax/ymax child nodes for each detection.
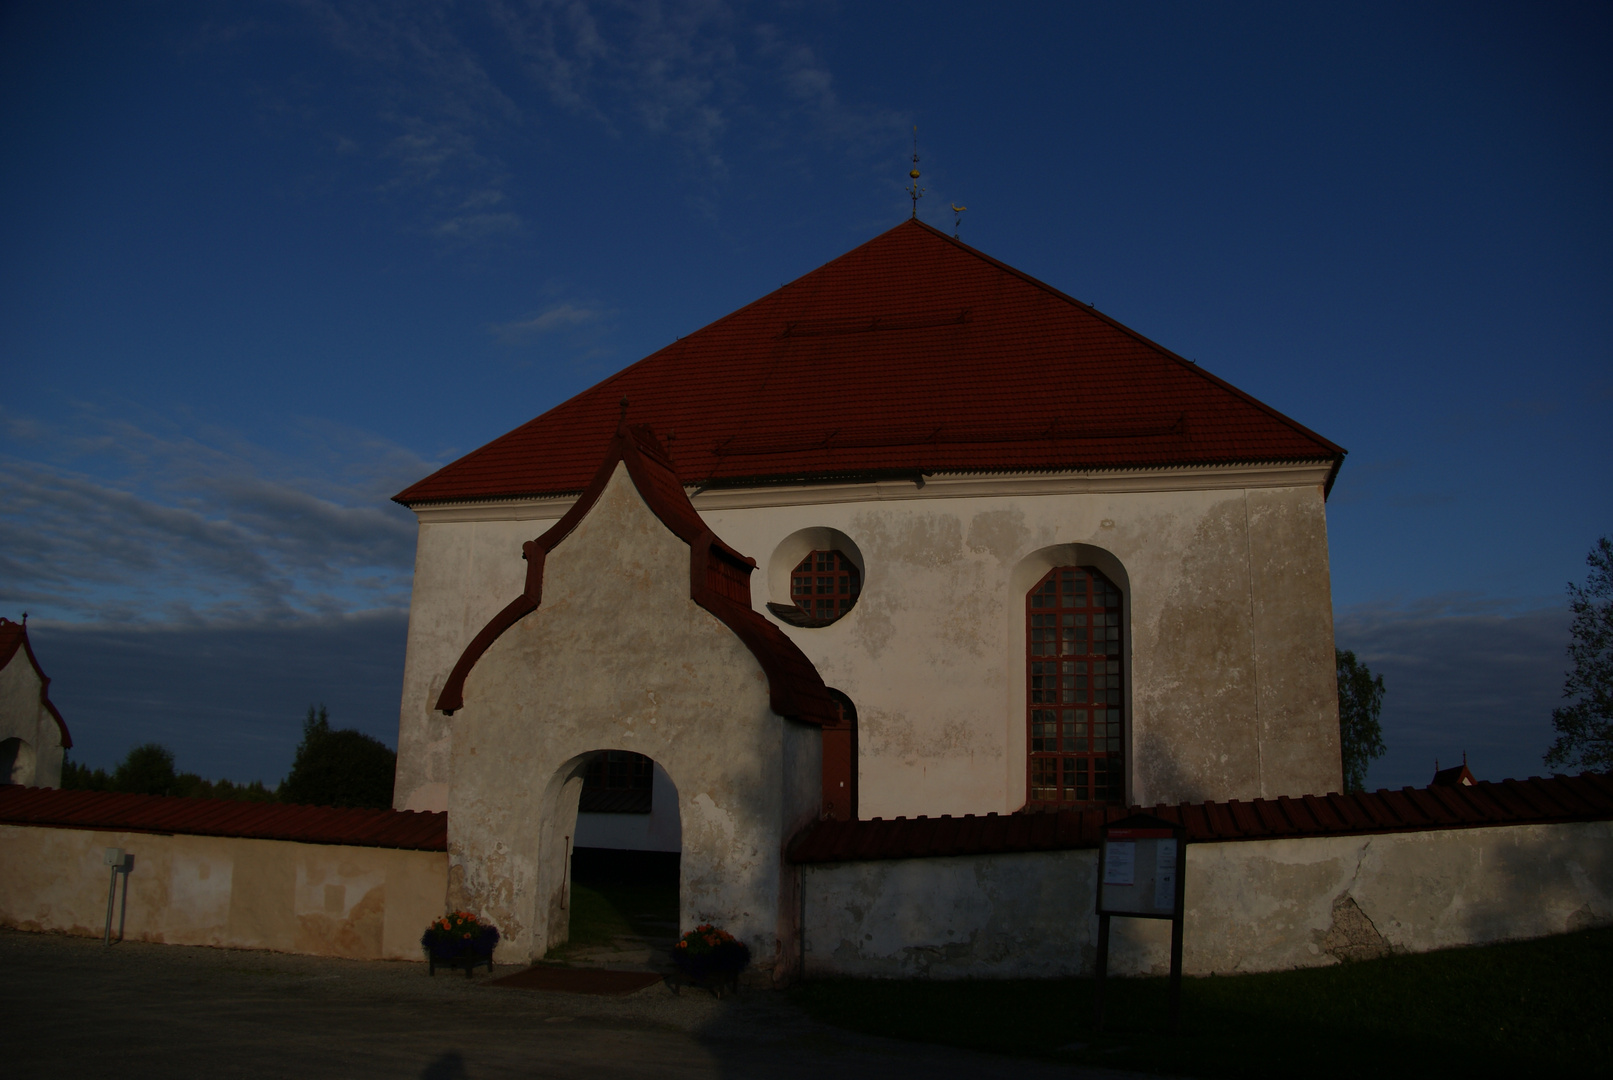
<box><xmin>0</xmin><ymin>928</ymin><xmax>1145</xmax><ymax>1079</ymax></box>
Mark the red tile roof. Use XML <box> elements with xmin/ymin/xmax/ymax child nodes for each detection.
<box><xmin>786</xmin><ymin>772</ymin><xmax>1613</xmax><ymax>863</ymax></box>
<box><xmin>396</xmin><ymin>219</ymin><xmax>1345</xmax><ymax>506</ymax></box>
<box><xmin>0</xmin><ymin>786</ymin><xmax>447</xmax><ymax>851</ymax></box>
<box><xmin>435</xmin><ymin>421</ymin><xmax>837</xmax><ymax>727</ymax></box>
<box><xmin>0</xmin><ymin>617</ymin><xmax>71</xmax><ymax>749</ymax></box>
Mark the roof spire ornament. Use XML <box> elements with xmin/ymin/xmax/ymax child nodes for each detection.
<box><xmin>951</xmin><ymin>202</ymin><xmax>967</xmax><ymax>239</ymax></box>
<box><xmin>905</xmin><ymin>126</ymin><xmax>925</xmax><ymax>218</ymax></box>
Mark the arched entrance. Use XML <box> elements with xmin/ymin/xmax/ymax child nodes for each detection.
<box><xmin>548</xmin><ymin>750</ymin><xmax>683</xmax><ymax>972</ymax></box>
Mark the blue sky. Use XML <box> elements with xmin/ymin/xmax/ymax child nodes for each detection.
<box><xmin>3</xmin><ymin>1</ymin><xmax>1609</xmax><ymax>790</ymax></box>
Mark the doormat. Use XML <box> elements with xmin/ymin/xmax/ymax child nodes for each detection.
<box><xmin>490</xmin><ymin>966</ymin><xmax>665</xmax><ymax>996</ymax></box>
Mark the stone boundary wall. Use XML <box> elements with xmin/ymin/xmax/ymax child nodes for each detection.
<box><xmin>800</xmin><ymin>820</ymin><xmax>1613</xmax><ymax>978</ymax></box>
<box><xmin>0</xmin><ymin>823</ymin><xmax>447</xmax><ymax>961</ymax></box>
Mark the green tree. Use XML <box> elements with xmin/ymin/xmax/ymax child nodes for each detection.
<box><xmin>112</xmin><ymin>742</ymin><xmax>178</xmax><ymax>796</ymax></box>
<box><xmin>1544</xmin><ymin>536</ymin><xmax>1613</xmax><ymax>772</ymax></box>
<box><xmin>1336</xmin><ymin>648</ymin><xmax>1387</xmax><ymax>792</ymax></box>
<box><xmin>59</xmin><ymin>754</ymin><xmax>112</xmax><ymax>791</ymax></box>
<box><xmin>278</xmin><ymin>705</ymin><xmax>396</xmax><ymax>809</ymax></box>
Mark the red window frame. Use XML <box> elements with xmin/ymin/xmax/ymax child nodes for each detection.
<box><xmin>790</xmin><ymin>550</ymin><xmax>861</xmax><ymax>624</ymax></box>
<box><xmin>1026</xmin><ymin>566</ymin><xmax>1124</xmax><ymax>807</ymax></box>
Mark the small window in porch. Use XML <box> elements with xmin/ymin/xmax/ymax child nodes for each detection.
<box><xmin>580</xmin><ymin>750</ymin><xmax>653</xmax><ymax>814</ymax></box>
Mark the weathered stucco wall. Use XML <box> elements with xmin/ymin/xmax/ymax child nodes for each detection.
<box><xmin>0</xmin><ymin>824</ymin><xmax>446</xmax><ymax>960</ymax></box>
<box><xmin>801</xmin><ymin>821</ymin><xmax>1613</xmax><ymax>978</ymax></box>
<box><xmin>397</xmin><ymin>468</ymin><xmax>1340</xmax><ymax>820</ymax></box>
<box><xmin>0</xmin><ymin>652</ymin><xmax>64</xmax><ymax>789</ymax></box>
<box><xmin>443</xmin><ymin>464</ymin><xmax>820</xmax><ymax>981</ymax></box>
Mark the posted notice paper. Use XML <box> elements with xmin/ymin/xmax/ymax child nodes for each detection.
<box><xmin>1154</xmin><ymin>839</ymin><xmax>1178</xmax><ymax>910</ymax></box>
<box><xmin>1103</xmin><ymin>841</ymin><xmax>1136</xmax><ymax>886</ymax></box>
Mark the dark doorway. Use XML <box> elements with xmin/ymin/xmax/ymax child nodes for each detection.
<box><xmin>549</xmin><ymin>750</ymin><xmax>682</xmax><ymax>972</ymax></box>
<box><xmin>554</xmin><ymin>848</ymin><xmax>679</xmax><ymax>972</ymax></box>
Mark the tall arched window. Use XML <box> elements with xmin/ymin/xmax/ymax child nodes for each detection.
<box><xmin>1026</xmin><ymin>566</ymin><xmax>1124</xmax><ymax>806</ymax></box>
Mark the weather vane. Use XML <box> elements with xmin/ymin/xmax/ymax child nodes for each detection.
<box><xmin>952</xmin><ymin>202</ymin><xmax>967</xmax><ymax>239</ymax></box>
<box><xmin>906</xmin><ymin>126</ymin><xmax>925</xmax><ymax>217</ymax></box>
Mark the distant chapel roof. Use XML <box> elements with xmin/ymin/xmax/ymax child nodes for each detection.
<box><xmin>396</xmin><ymin>218</ymin><xmax>1345</xmax><ymax>506</ymax></box>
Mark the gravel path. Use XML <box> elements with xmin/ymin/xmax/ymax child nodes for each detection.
<box><xmin>1</xmin><ymin>928</ymin><xmax>1146</xmax><ymax>1079</ymax></box>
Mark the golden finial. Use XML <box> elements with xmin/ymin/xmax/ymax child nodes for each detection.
<box><xmin>905</xmin><ymin>126</ymin><xmax>925</xmax><ymax>218</ymax></box>
<box><xmin>951</xmin><ymin>202</ymin><xmax>967</xmax><ymax>239</ymax></box>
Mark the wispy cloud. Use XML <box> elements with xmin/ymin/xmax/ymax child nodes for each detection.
<box><xmin>221</xmin><ymin>3</ymin><xmax>908</xmax><ymax>236</ymax></box>
<box><xmin>490</xmin><ymin>300</ymin><xmax>609</xmax><ymax>343</ymax></box>
<box><xmin>0</xmin><ymin>407</ymin><xmax>436</xmax><ymax>628</ymax></box>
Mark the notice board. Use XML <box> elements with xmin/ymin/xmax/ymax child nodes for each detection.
<box><xmin>1098</xmin><ymin>826</ymin><xmax>1183</xmax><ymax>918</ymax></box>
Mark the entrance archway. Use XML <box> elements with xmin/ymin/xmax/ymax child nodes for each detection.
<box><xmin>548</xmin><ymin>750</ymin><xmax>683</xmax><ymax>972</ymax></box>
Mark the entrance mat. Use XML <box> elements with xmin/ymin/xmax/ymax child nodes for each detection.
<box><xmin>491</xmin><ymin>966</ymin><xmax>665</xmax><ymax>996</ymax></box>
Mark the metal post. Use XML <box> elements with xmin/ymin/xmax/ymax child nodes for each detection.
<box><xmin>559</xmin><ymin>835</ymin><xmax>571</xmax><ymax>908</ymax></box>
<box><xmin>117</xmin><ymin>856</ymin><xmax>134</xmax><ymax>943</ymax></box>
<box><xmin>1168</xmin><ymin>913</ymin><xmax>1184</xmax><ymax>1033</ymax></box>
<box><xmin>1093</xmin><ymin>912</ymin><xmax>1111</xmax><ymax>1033</ymax></box>
<box><xmin>103</xmin><ymin>865</ymin><xmax>118</xmax><ymax>946</ymax></box>
<box><xmin>102</xmin><ymin>847</ymin><xmax>127</xmax><ymax>945</ymax></box>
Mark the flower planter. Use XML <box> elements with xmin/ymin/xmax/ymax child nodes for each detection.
<box><xmin>670</xmin><ymin>925</ymin><xmax>750</xmax><ymax>998</ymax></box>
<box><xmin>421</xmin><ymin>912</ymin><xmax>500</xmax><ymax>978</ymax></box>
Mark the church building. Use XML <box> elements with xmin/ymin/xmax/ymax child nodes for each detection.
<box><xmin>389</xmin><ymin>219</ymin><xmax>1348</xmax><ymax>976</ymax></box>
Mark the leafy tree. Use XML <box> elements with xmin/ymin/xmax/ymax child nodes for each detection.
<box><xmin>278</xmin><ymin>705</ymin><xmax>396</xmax><ymax>809</ymax></box>
<box><xmin>60</xmin><ymin>754</ymin><xmax>112</xmax><ymax>791</ymax></box>
<box><xmin>62</xmin><ymin>748</ymin><xmax>275</xmax><ymax>801</ymax></box>
<box><xmin>1336</xmin><ymin>648</ymin><xmax>1387</xmax><ymax>792</ymax></box>
<box><xmin>171</xmin><ymin>772</ymin><xmax>278</xmax><ymax>802</ymax></box>
<box><xmin>112</xmin><ymin>742</ymin><xmax>179</xmax><ymax>796</ymax></box>
<box><xmin>1544</xmin><ymin>536</ymin><xmax>1613</xmax><ymax>772</ymax></box>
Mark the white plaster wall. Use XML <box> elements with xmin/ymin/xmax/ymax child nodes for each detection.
<box><xmin>0</xmin><ymin>652</ymin><xmax>64</xmax><ymax>788</ymax></box>
<box><xmin>396</xmin><ymin>470</ymin><xmax>1341</xmax><ymax>819</ymax></box>
<box><xmin>0</xmin><ymin>824</ymin><xmax>447</xmax><ymax>961</ymax></box>
<box><xmin>801</xmin><ymin>821</ymin><xmax>1613</xmax><ymax>979</ymax></box>
<box><xmin>442</xmin><ymin>464</ymin><xmax>820</xmax><ymax>981</ymax></box>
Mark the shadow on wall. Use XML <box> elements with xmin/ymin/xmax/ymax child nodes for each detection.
<box><xmin>419</xmin><ymin>1050</ymin><xmax>466</xmax><ymax>1080</ymax></box>
<box><xmin>1479</xmin><ymin>823</ymin><xmax>1613</xmax><ymax>943</ymax></box>
<box><xmin>1</xmin><ymin>737</ymin><xmax>35</xmax><ymax>785</ymax></box>
<box><xmin>1134</xmin><ymin>726</ymin><xmax>1206</xmax><ymax>807</ymax></box>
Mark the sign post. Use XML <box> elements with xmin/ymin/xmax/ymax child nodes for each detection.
<box><xmin>1093</xmin><ymin>813</ymin><xmax>1188</xmax><ymax>1033</ymax></box>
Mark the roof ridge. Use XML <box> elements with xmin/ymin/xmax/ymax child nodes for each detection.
<box><xmin>903</xmin><ymin>219</ymin><xmax>1348</xmax><ymax>491</ymax></box>
<box><xmin>395</xmin><ymin>223</ymin><xmax>928</xmax><ymax>508</ymax></box>
<box><xmin>396</xmin><ymin>219</ymin><xmax>1346</xmax><ymax>506</ymax></box>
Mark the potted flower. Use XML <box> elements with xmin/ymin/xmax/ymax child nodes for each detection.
<box><xmin>421</xmin><ymin>910</ymin><xmax>500</xmax><ymax>977</ymax></box>
<box><xmin>670</xmin><ymin>923</ymin><xmax>751</xmax><ymax>997</ymax></box>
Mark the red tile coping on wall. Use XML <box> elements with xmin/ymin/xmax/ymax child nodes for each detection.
<box><xmin>786</xmin><ymin>772</ymin><xmax>1613</xmax><ymax>864</ymax></box>
<box><xmin>0</xmin><ymin>787</ymin><xmax>447</xmax><ymax>851</ymax></box>
<box><xmin>396</xmin><ymin>219</ymin><xmax>1345</xmax><ymax>508</ymax></box>
<box><xmin>0</xmin><ymin>617</ymin><xmax>72</xmax><ymax>749</ymax></box>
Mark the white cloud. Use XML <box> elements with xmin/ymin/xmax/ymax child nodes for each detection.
<box><xmin>491</xmin><ymin>301</ymin><xmax>608</xmax><ymax>342</ymax></box>
<box><xmin>0</xmin><ymin>408</ymin><xmax>434</xmax><ymax>628</ymax></box>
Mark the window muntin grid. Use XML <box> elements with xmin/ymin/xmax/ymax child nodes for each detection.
<box><xmin>789</xmin><ymin>550</ymin><xmax>861</xmax><ymax>624</ymax></box>
<box><xmin>1026</xmin><ymin>566</ymin><xmax>1124</xmax><ymax>806</ymax></box>
<box><xmin>583</xmin><ymin>750</ymin><xmax>653</xmax><ymax>792</ymax></box>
